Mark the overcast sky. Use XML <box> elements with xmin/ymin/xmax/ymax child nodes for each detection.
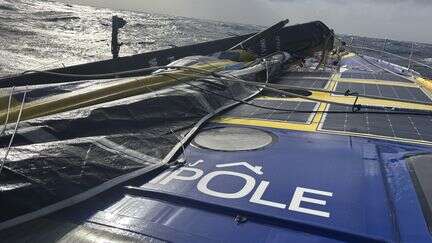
<box><xmin>57</xmin><ymin>0</ymin><xmax>431</xmax><ymax>43</ymax></box>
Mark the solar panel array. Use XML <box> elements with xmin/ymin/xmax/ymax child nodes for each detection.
<box><xmin>225</xmin><ymin>99</ymin><xmax>317</xmax><ymax>123</ymax></box>
<box><xmin>274</xmin><ymin>71</ymin><xmax>331</xmax><ymax>89</ymax></box>
<box><xmin>340</xmin><ymin>72</ymin><xmax>412</xmax><ymax>83</ymax></box>
<box><xmin>280</xmin><ymin>71</ymin><xmax>332</xmax><ymax>78</ymax></box>
<box><xmin>218</xmin><ymin>62</ymin><xmax>432</xmax><ymax>144</ymax></box>
<box><xmin>335</xmin><ymin>82</ymin><xmax>432</xmax><ymax>104</ymax></box>
<box><xmin>322</xmin><ymin>105</ymin><xmax>432</xmax><ymax>142</ymax></box>
<box><xmin>276</xmin><ymin>77</ymin><xmax>329</xmax><ymax>89</ymax></box>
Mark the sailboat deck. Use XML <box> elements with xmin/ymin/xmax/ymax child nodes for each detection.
<box><xmin>214</xmin><ymin>53</ymin><xmax>432</xmax><ymax>145</ymax></box>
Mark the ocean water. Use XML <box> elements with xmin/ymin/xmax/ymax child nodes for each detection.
<box><xmin>1</xmin><ymin>0</ymin><xmax>431</xmax><ymax>78</ymax></box>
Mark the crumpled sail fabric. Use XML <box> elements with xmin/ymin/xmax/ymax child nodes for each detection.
<box><xmin>0</xmin><ymin>54</ymin><xmax>286</xmax><ymax>223</ymax></box>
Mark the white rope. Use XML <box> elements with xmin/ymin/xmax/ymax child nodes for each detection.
<box><xmin>169</xmin><ymin>127</ymin><xmax>188</xmax><ymax>164</ymax></box>
<box><xmin>0</xmin><ymin>89</ymin><xmax>27</xmax><ymax>175</ymax></box>
<box><xmin>265</xmin><ymin>58</ymin><xmax>270</xmax><ymax>83</ymax></box>
<box><xmin>0</xmin><ymin>86</ymin><xmax>16</xmax><ymax>136</ymax></box>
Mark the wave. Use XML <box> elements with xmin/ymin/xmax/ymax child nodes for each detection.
<box><xmin>43</xmin><ymin>16</ymin><xmax>81</xmax><ymax>22</ymax></box>
<box><xmin>0</xmin><ymin>4</ymin><xmax>16</xmax><ymax>11</ymax></box>
<box><xmin>0</xmin><ymin>25</ymin><xmax>35</xmax><ymax>36</ymax></box>
<box><xmin>1</xmin><ymin>0</ymin><xmax>430</xmax><ymax>78</ymax></box>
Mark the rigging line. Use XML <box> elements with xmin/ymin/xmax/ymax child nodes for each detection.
<box><xmin>244</xmin><ymin>51</ymin><xmax>287</xmax><ymax>68</ymax></box>
<box><xmin>141</xmin><ymin>79</ymin><xmax>193</xmax><ymax>161</ymax></box>
<box><xmin>355</xmin><ymin>53</ymin><xmax>417</xmax><ymax>83</ymax></box>
<box><xmin>408</xmin><ymin>42</ymin><xmax>414</xmax><ymax>70</ymax></box>
<box><xmin>0</xmin><ymin>89</ymin><xmax>27</xmax><ymax>175</ymax></box>
<box><xmin>17</xmin><ymin>50</ymin><xmax>286</xmax><ymax>82</ymax></box>
<box><xmin>143</xmin><ymin>61</ymin><xmax>432</xmax><ymax>112</ymax></box>
<box><xmin>348</xmin><ymin>45</ymin><xmax>432</xmax><ymax>72</ymax></box>
<box><xmin>19</xmin><ymin>65</ymin><xmax>214</xmax><ymax>79</ymax></box>
<box><xmin>194</xmin><ymin>67</ymin><xmax>432</xmax><ymax>108</ymax></box>
<box><xmin>170</xmin><ymin>70</ymin><xmax>432</xmax><ymax>113</ymax></box>
<box><xmin>161</xmin><ymin>73</ymin><xmax>432</xmax><ymax>116</ymax></box>
<box><xmin>148</xmin><ymin>73</ymin><xmax>214</xmax><ymax>163</ymax></box>
<box><xmin>315</xmin><ymin>33</ymin><xmax>332</xmax><ymax>71</ymax></box>
<box><xmin>268</xmin><ymin>83</ymin><xmax>432</xmax><ymax>106</ymax></box>
<box><xmin>0</xmin><ymin>69</ymin><xmax>267</xmax><ymax>233</ymax></box>
<box><xmin>191</xmin><ymin>82</ymin><xmax>432</xmax><ymax>116</ymax></box>
<box><xmin>16</xmin><ymin>62</ymin><xmax>432</xmax><ymax>110</ymax></box>
<box><xmin>265</xmin><ymin>58</ymin><xmax>270</xmax><ymax>83</ymax></box>
<box><xmin>168</xmin><ymin>126</ymin><xmax>188</xmax><ymax>164</ymax></box>
<box><xmin>0</xmin><ymin>86</ymin><xmax>16</xmax><ymax>136</ymax></box>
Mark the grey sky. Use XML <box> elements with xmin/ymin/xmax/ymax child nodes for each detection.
<box><xmin>57</xmin><ymin>0</ymin><xmax>431</xmax><ymax>43</ymax></box>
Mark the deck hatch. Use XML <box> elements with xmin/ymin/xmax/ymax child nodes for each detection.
<box><xmin>224</xmin><ymin>99</ymin><xmax>318</xmax><ymax>124</ymax></box>
<box><xmin>321</xmin><ymin>104</ymin><xmax>432</xmax><ymax>142</ymax></box>
<box><xmin>335</xmin><ymin>82</ymin><xmax>432</xmax><ymax>104</ymax></box>
<box><xmin>192</xmin><ymin>127</ymin><xmax>274</xmax><ymax>151</ymax></box>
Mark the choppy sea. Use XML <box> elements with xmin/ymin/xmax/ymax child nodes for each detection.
<box><xmin>1</xmin><ymin>0</ymin><xmax>432</xmax><ymax>78</ymax></box>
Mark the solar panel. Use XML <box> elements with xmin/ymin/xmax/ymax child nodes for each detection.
<box><xmin>225</xmin><ymin>99</ymin><xmax>317</xmax><ymax>123</ymax></box>
<box><xmin>335</xmin><ymin>82</ymin><xmax>432</xmax><ymax>104</ymax></box>
<box><xmin>322</xmin><ymin>104</ymin><xmax>432</xmax><ymax>142</ymax></box>
<box><xmin>280</xmin><ymin>71</ymin><xmax>331</xmax><ymax>78</ymax></box>
<box><xmin>340</xmin><ymin>72</ymin><xmax>413</xmax><ymax>83</ymax></box>
<box><xmin>275</xmin><ymin>77</ymin><xmax>329</xmax><ymax>89</ymax></box>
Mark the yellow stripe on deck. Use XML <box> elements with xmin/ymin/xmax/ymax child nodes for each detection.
<box><xmin>309</xmin><ymin>90</ymin><xmax>432</xmax><ymax>111</ymax></box>
<box><xmin>213</xmin><ymin>69</ymin><xmax>432</xmax><ymax>146</ymax></box>
<box><xmin>213</xmin><ymin>117</ymin><xmax>318</xmax><ymax>132</ymax></box>
<box><xmin>332</xmin><ymin>73</ymin><xmax>417</xmax><ymax>87</ymax></box>
<box><xmin>416</xmin><ymin>77</ymin><xmax>432</xmax><ymax>94</ymax></box>
<box><xmin>341</xmin><ymin>53</ymin><xmax>356</xmax><ymax>59</ymax></box>
<box><xmin>0</xmin><ymin>61</ymin><xmax>235</xmax><ymax>124</ymax></box>
<box><xmin>213</xmin><ymin>102</ymin><xmax>328</xmax><ymax>133</ymax></box>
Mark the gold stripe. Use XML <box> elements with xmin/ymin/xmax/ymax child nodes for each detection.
<box><xmin>213</xmin><ymin>99</ymin><xmax>328</xmax><ymax>132</ymax></box>
<box><xmin>309</xmin><ymin>90</ymin><xmax>432</xmax><ymax>111</ymax></box>
<box><xmin>0</xmin><ymin>61</ymin><xmax>234</xmax><ymax>124</ymax></box>
<box><xmin>213</xmin><ymin>72</ymin><xmax>432</xmax><ymax>146</ymax></box>
<box><xmin>341</xmin><ymin>53</ymin><xmax>356</xmax><ymax>59</ymax></box>
<box><xmin>334</xmin><ymin>78</ymin><xmax>417</xmax><ymax>87</ymax></box>
<box><xmin>213</xmin><ymin>117</ymin><xmax>318</xmax><ymax>132</ymax></box>
<box><xmin>416</xmin><ymin>77</ymin><xmax>432</xmax><ymax>94</ymax></box>
<box><xmin>333</xmin><ymin>70</ymin><xmax>417</xmax><ymax>87</ymax></box>
<box><xmin>212</xmin><ymin>115</ymin><xmax>432</xmax><ymax>146</ymax></box>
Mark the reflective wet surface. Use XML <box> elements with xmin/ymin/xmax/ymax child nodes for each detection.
<box><xmin>1</xmin><ymin>0</ymin><xmax>432</xmax><ymax>78</ymax></box>
<box><xmin>0</xmin><ymin>0</ymin><xmax>260</xmax><ymax>75</ymax></box>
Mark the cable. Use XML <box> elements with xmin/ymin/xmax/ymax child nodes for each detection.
<box><xmin>354</xmin><ymin>54</ymin><xmax>416</xmax><ymax>83</ymax></box>
<box><xmin>20</xmin><ymin>65</ymin><xmax>188</xmax><ymax>79</ymax></box>
<box><xmin>0</xmin><ymin>89</ymin><xmax>27</xmax><ymax>175</ymax></box>
<box><xmin>164</xmin><ymin>66</ymin><xmax>432</xmax><ymax>113</ymax></box>
<box><xmin>160</xmin><ymin>71</ymin><xmax>432</xmax><ymax>116</ymax></box>
<box><xmin>192</xmin><ymin>81</ymin><xmax>432</xmax><ymax>116</ymax></box>
<box><xmin>0</xmin><ymin>69</ymin><xmax>266</xmax><ymax>233</ymax></box>
<box><xmin>348</xmin><ymin>45</ymin><xmax>432</xmax><ymax>72</ymax></box>
<box><xmin>269</xmin><ymin>82</ymin><xmax>432</xmax><ymax>106</ymax></box>
<box><xmin>0</xmin><ymin>86</ymin><xmax>15</xmax><ymax>136</ymax></box>
<box><xmin>11</xmin><ymin>57</ymin><xmax>432</xmax><ymax>114</ymax></box>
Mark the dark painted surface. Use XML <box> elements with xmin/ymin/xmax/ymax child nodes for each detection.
<box><xmin>4</xmin><ymin>125</ymin><xmax>431</xmax><ymax>242</ymax></box>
